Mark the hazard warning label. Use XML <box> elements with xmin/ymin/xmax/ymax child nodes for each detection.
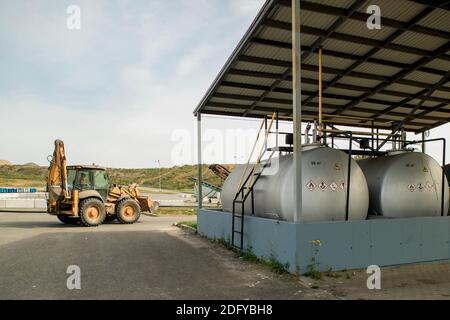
<box><xmin>417</xmin><ymin>183</ymin><xmax>425</xmax><ymax>192</ymax></box>
<box><xmin>408</xmin><ymin>184</ymin><xmax>415</xmax><ymax>192</ymax></box>
<box><xmin>306</xmin><ymin>180</ymin><xmax>316</xmax><ymax>191</ymax></box>
<box><xmin>319</xmin><ymin>181</ymin><xmax>327</xmax><ymax>191</ymax></box>
<box><xmin>329</xmin><ymin>181</ymin><xmax>338</xmax><ymax>192</ymax></box>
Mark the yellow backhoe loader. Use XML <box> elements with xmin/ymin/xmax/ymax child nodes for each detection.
<box><xmin>47</xmin><ymin>140</ymin><xmax>159</xmax><ymax>227</ymax></box>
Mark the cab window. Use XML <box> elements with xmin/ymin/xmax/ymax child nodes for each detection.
<box><xmin>67</xmin><ymin>169</ymin><xmax>76</xmax><ymax>190</ymax></box>
<box><xmin>75</xmin><ymin>170</ymin><xmax>93</xmax><ymax>190</ymax></box>
<box><xmin>94</xmin><ymin>171</ymin><xmax>108</xmax><ymax>189</ymax></box>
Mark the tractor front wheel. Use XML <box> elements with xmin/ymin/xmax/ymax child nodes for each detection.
<box><xmin>116</xmin><ymin>198</ymin><xmax>141</xmax><ymax>224</ymax></box>
<box><xmin>79</xmin><ymin>198</ymin><xmax>106</xmax><ymax>227</ymax></box>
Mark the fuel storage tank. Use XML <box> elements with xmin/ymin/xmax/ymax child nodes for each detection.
<box><xmin>358</xmin><ymin>151</ymin><xmax>449</xmax><ymax>218</ymax></box>
<box><xmin>221</xmin><ymin>145</ymin><xmax>369</xmax><ymax>222</ymax></box>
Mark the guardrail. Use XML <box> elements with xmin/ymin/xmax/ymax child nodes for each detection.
<box><xmin>0</xmin><ymin>188</ymin><xmax>38</xmax><ymax>193</ymax></box>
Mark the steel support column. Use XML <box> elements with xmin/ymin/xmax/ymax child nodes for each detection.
<box><xmin>292</xmin><ymin>0</ymin><xmax>302</xmax><ymax>222</ymax></box>
<box><xmin>197</xmin><ymin>113</ymin><xmax>203</xmax><ymax>209</ymax></box>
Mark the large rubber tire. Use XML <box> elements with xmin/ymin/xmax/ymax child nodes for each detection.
<box><xmin>116</xmin><ymin>198</ymin><xmax>141</xmax><ymax>225</ymax></box>
<box><xmin>57</xmin><ymin>215</ymin><xmax>80</xmax><ymax>225</ymax></box>
<box><xmin>79</xmin><ymin>198</ymin><xmax>106</xmax><ymax>227</ymax></box>
<box><xmin>104</xmin><ymin>215</ymin><xmax>117</xmax><ymax>223</ymax></box>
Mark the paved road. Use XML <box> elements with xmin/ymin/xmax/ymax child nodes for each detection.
<box><xmin>2</xmin><ymin>212</ymin><xmax>450</xmax><ymax>300</ymax></box>
<box><xmin>0</xmin><ymin>212</ymin><xmax>314</xmax><ymax>300</ymax></box>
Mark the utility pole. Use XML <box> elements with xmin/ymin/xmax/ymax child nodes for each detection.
<box><xmin>156</xmin><ymin>160</ymin><xmax>161</xmax><ymax>192</ymax></box>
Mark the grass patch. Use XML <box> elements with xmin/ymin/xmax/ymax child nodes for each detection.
<box><xmin>157</xmin><ymin>207</ymin><xmax>197</xmax><ymax>216</ymax></box>
<box><xmin>304</xmin><ymin>269</ymin><xmax>323</xmax><ymax>280</ymax></box>
<box><xmin>176</xmin><ymin>221</ymin><xmax>197</xmax><ymax>230</ymax></box>
<box><xmin>213</xmin><ymin>239</ymin><xmax>290</xmax><ymax>275</ymax></box>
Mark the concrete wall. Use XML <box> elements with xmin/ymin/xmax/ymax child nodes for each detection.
<box><xmin>0</xmin><ymin>193</ymin><xmax>47</xmax><ymax>211</ymax></box>
<box><xmin>198</xmin><ymin>209</ymin><xmax>450</xmax><ymax>274</ymax></box>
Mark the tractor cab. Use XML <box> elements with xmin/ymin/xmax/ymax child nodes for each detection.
<box><xmin>67</xmin><ymin>165</ymin><xmax>110</xmax><ymax>201</ymax></box>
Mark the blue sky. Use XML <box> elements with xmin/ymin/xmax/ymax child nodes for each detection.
<box><xmin>0</xmin><ymin>0</ymin><xmax>267</xmax><ymax>167</ymax></box>
<box><xmin>0</xmin><ymin>0</ymin><xmax>448</xmax><ymax>168</ymax></box>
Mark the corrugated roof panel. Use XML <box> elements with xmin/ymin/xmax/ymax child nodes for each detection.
<box><xmin>432</xmin><ymin>91</ymin><xmax>450</xmax><ymax>100</ymax></box>
<box><xmin>209</xmin><ymin>96</ymin><xmax>253</xmax><ymax>106</ymax></box>
<box><xmin>408</xmin><ymin>99</ymin><xmax>441</xmax><ymax>108</ymax></box>
<box><xmin>384</xmin><ymin>83</ymin><xmax>423</xmax><ymax>95</ymax></box>
<box><xmin>305</xmin><ymin>0</ymin><xmax>355</xmax><ymax>8</ymax></box>
<box><xmin>246</xmin><ymin>43</ymin><xmax>292</xmax><ymax>62</ymax></box>
<box><xmin>217</xmin><ymin>87</ymin><xmax>266</xmax><ymax>98</ymax></box>
<box><xmin>337</xmin><ymin>77</ymin><xmax>382</xmax><ymax>89</ymax></box>
<box><xmin>311</xmin><ymin>96</ymin><xmax>350</xmax><ymax>105</ymax></box>
<box><xmin>353</xmin><ymin>61</ymin><xmax>401</xmax><ymax>77</ymax></box>
<box><xmin>373</xmin><ymin>0</ymin><xmax>424</xmax><ymax>22</ymax></box>
<box><xmin>336</xmin><ymin>19</ymin><xmax>396</xmax><ymax>41</ymax></box>
<box><xmin>358</xmin><ymin>101</ymin><xmax>388</xmax><ymax>110</ymax></box>
<box><xmin>322</xmin><ymin>38</ymin><xmax>373</xmax><ymax>56</ymax></box>
<box><xmin>425</xmin><ymin>59</ymin><xmax>450</xmax><ymax>71</ymax></box>
<box><xmin>371</xmin><ymin>48</ymin><xmax>423</xmax><ymax>64</ymax></box>
<box><xmin>265</xmin><ymin>91</ymin><xmax>292</xmax><ymax>100</ymax></box>
<box><xmin>392</xmin><ymin>31</ymin><xmax>447</xmax><ymax>52</ymax></box>
<box><xmin>302</xmin><ymin>70</ymin><xmax>336</xmax><ymax>82</ymax></box>
<box><xmin>194</xmin><ymin>0</ymin><xmax>450</xmax><ymax>132</ymax></box>
<box><xmin>325</xmin><ymin>87</ymin><xmax>363</xmax><ymax>98</ymax></box>
<box><xmin>403</xmin><ymin>71</ymin><xmax>446</xmax><ymax>85</ymax></box>
<box><xmin>306</xmin><ymin>52</ymin><xmax>357</xmax><ymax>70</ymax></box>
<box><xmin>233</xmin><ymin>61</ymin><xmax>287</xmax><ymax>75</ymax></box>
<box><xmin>371</xmin><ymin>93</ymin><xmax>404</xmax><ymax>103</ymax></box>
<box><xmin>256</xmin><ymin>26</ymin><xmax>292</xmax><ymax>44</ymax></box>
<box><xmin>207</xmin><ymin>106</ymin><xmax>246</xmax><ymax>113</ymax></box>
<box><xmin>417</xmin><ymin>8</ymin><xmax>450</xmax><ymax>33</ymax></box>
<box><xmin>429</xmin><ymin>111</ymin><xmax>450</xmax><ymax>118</ymax></box>
<box><xmin>224</xmin><ymin>74</ymin><xmax>275</xmax><ymax>88</ymax></box>
<box><xmin>276</xmin><ymin>81</ymin><xmax>295</xmax><ymax>90</ymax></box>
<box><xmin>409</xmin><ymin>118</ymin><xmax>437</xmax><ymax>125</ymax></box>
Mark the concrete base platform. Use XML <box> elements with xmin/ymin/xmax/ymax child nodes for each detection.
<box><xmin>198</xmin><ymin>209</ymin><xmax>450</xmax><ymax>274</ymax></box>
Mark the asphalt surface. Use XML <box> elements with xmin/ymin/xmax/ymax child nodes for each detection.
<box><xmin>0</xmin><ymin>212</ymin><xmax>313</xmax><ymax>300</ymax></box>
<box><xmin>3</xmin><ymin>212</ymin><xmax>450</xmax><ymax>300</ymax></box>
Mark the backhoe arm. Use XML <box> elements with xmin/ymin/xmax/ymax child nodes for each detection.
<box><xmin>47</xmin><ymin>140</ymin><xmax>69</xmax><ymax>213</ymax></box>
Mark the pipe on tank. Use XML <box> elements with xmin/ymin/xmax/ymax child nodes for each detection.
<box><xmin>305</xmin><ymin>123</ymin><xmax>312</xmax><ymax>144</ymax></box>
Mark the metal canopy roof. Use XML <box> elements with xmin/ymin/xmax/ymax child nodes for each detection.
<box><xmin>194</xmin><ymin>0</ymin><xmax>450</xmax><ymax>133</ymax></box>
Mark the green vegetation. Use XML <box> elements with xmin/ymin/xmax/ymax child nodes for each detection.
<box><xmin>0</xmin><ymin>165</ymin><xmax>48</xmax><ymax>188</ymax></box>
<box><xmin>157</xmin><ymin>207</ymin><xmax>197</xmax><ymax>216</ymax></box>
<box><xmin>176</xmin><ymin>221</ymin><xmax>198</xmax><ymax>230</ymax></box>
<box><xmin>304</xmin><ymin>267</ymin><xmax>323</xmax><ymax>280</ymax></box>
<box><xmin>0</xmin><ymin>164</ymin><xmax>236</xmax><ymax>191</ymax></box>
<box><xmin>214</xmin><ymin>239</ymin><xmax>290</xmax><ymax>275</ymax></box>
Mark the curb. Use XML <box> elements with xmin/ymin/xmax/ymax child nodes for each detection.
<box><xmin>175</xmin><ymin>223</ymin><xmax>198</xmax><ymax>234</ymax></box>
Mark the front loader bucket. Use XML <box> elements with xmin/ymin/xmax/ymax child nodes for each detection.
<box><xmin>137</xmin><ymin>196</ymin><xmax>160</xmax><ymax>214</ymax></box>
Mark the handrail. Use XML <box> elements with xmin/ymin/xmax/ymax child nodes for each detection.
<box><xmin>245</xmin><ymin>114</ymin><xmax>276</xmax><ymax>198</ymax></box>
<box><xmin>236</xmin><ymin>113</ymin><xmax>276</xmax><ymax>195</ymax></box>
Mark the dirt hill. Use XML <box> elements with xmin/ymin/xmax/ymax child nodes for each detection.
<box><xmin>0</xmin><ymin>160</ymin><xmax>12</xmax><ymax>166</ymax></box>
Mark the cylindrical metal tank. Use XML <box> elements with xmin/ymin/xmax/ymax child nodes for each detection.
<box><xmin>358</xmin><ymin>151</ymin><xmax>449</xmax><ymax>218</ymax></box>
<box><xmin>221</xmin><ymin>145</ymin><xmax>369</xmax><ymax>222</ymax></box>
<box><xmin>444</xmin><ymin>164</ymin><xmax>450</xmax><ymax>186</ymax></box>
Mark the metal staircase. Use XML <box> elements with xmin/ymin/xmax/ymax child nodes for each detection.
<box><xmin>231</xmin><ymin>113</ymin><xmax>276</xmax><ymax>250</ymax></box>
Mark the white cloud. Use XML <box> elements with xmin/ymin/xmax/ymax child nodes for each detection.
<box><xmin>229</xmin><ymin>0</ymin><xmax>265</xmax><ymax>17</ymax></box>
<box><xmin>176</xmin><ymin>44</ymin><xmax>215</xmax><ymax>76</ymax></box>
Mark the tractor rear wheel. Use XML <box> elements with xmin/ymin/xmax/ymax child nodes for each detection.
<box><xmin>57</xmin><ymin>215</ymin><xmax>80</xmax><ymax>225</ymax></box>
<box><xmin>79</xmin><ymin>198</ymin><xmax>106</xmax><ymax>227</ymax></box>
<box><xmin>116</xmin><ymin>198</ymin><xmax>141</xmax><ymax>224</ymax></box>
